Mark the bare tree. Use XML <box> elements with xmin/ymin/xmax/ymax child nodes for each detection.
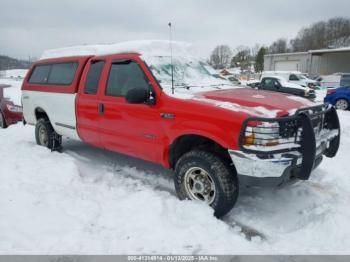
<box><xmin>268</xmin><ymin>38</ymin><xmax>288</xmax><ymax>54</ymax></box>
<box><xmin>231</xmin><ymin>46</ymin><xmax>251</xmax><ymax>71</ymax></box>
<box><xmin>326</xmin><ymin>17</ymin><xmax>350</xmax><ymax>48</ymax></box>
<box><xmin>209</xmin><ymin>45</ymin><xmax>233</xmax><ymax>69</ymax></box>
<box><xmin>291</xmin><ymin>17</ymin><xmax>350</xmax><ymax>52</ymax></box>
<box><xmin>251</xmin><ymin>43</ymin><xmax>261</xmax><ymax>60</ymax></box>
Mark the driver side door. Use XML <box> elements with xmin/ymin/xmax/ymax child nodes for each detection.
<box><xmin>98</xmin><ymin>54</ymin><xmax>164</xmax><ymax>163</ymax></box>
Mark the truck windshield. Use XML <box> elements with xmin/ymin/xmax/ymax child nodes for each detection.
<box><xmin>144</xmin><ymin>55</ymin><xmax>235</xmax><ymax>96</ymax></box>
<box><xmin>297</xmin><ymin>74</ymin><xmax>308</xmax><ymax>80</ymax></box>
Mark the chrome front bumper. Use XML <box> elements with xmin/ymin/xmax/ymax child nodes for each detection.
<box><xmin>230</xmin><ymin>143</ymin><xmax>326</xmax><ymax>175</ymax></box>
<box><xmin>229</xmin><ymin>150</ymin><xmax>298</xmax><ymax>178</ymax></box>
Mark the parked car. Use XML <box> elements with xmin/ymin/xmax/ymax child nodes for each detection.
<box><xmin>0</xmin><ymin>84</ymin><xmax>23</xmax><ymax>128</ymax></box>
<box><xmin>22</xmin><ymin>41</ymin><xmax>340</xmax><ymax>218</ymax></box>
<box><xmin>262</xmin><ymin>71</ymin><xmax>318</xmax><ymax>88</ymax></box>
<box><xmin>225</xmin><ymin>75</ymin><xmax>241</xmax><ymax>85</ymax></box>
<box><xmin>324</xmin><ymin>86</ymin><xmax>350</xmax><ymax>110</ymax></box>
<box><xmin>257</xmin><ymin>76</ymin><xmax>316</xmax><ymax>100</ymax></box>
<box><xmin>316</xmin><ymin>73</ymin><xmax>350</xmax><ymax>89</ymax></box>
<box><xmin>246</xmin><ymin>80</ymin><xmax>261</xmax><ymax>88</ymax></box>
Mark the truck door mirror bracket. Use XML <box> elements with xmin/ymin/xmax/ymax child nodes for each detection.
<box><xmin>125</xmin><ymin>88</ymin><xmax>155</xmax><ymax>105</ymax></box>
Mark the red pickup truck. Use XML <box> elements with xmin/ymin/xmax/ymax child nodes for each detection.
<box><xmin>22</xmin><ymin>41</ymin><xmax>340</xmax><ymax>217</ymax></box>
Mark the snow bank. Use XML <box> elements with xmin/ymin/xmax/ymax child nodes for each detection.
<box><xmin>1</xmin><ymin>111</ymin><xmax>350</xmax><ymax>254</ymax></box>
<box><xmin>41</xmin><ymin>40</ymin><xmax>194</xmax><ymax>60</ymax></box>
<box><xmin>0</xmin><ymin>78</ymin><xmax>22</xmax><ymax>105</ymax></box>
<box><xmin>0</xmin><ymin>125</ymin><xmax>257</xmax><ymax>254</ymax></box>
<box><xmin>1</xmin><ymin>77</ymin><xmax>350</xmax><ymax>255</ymax></box>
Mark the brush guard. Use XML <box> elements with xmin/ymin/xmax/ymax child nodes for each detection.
<box><xmin>239</xmin><ymin>104</ymin><xmax>340</xmax><ymax>180</ymax></box>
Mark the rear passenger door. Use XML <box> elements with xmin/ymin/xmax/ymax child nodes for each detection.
<box><xmin>76</xmin><ymin>59</ymin><xmax>106</xmax><ymax>147</ymax></box>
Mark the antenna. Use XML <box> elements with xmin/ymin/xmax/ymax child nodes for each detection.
<box><xmin>168</xmin><ymin>22</ymin><xmax>174</xmax><ymax>94</ymax></box>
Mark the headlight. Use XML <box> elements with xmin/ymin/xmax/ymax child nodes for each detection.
<box><xmin>242</xmin><ymin>118</ymin><xmax>301</xmax><ymax>153</ymax></box>
<box><xmin>6</xmin><ymin>104</ymin><xmax>22</xmax><ymax>112</ymax></box>
<box><xmin>244</xmin><ymin>122</ymin><xmax>280</xmax><ymax>146</ymax></box>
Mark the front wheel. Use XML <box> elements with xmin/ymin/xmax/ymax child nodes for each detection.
<box><xmin>174</xmin><ymin>150</ymin><xmax>239</xmax><ymax>218</ymax></box>
<box><xmin>335</xmin><ymin>99</ymin><xmax>349</xmax><ymax>110</ymax></box>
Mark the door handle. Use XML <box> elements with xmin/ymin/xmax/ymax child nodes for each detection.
<box><xmin>98</xmin><ymin>103</ymin><xmax>105</xmax><ymax>115</ymax></box>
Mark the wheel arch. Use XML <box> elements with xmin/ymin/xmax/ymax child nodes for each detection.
<box><xmin>34</xmin><ymin>107</ymin><xmax>51</xmax><ymax>122</ymax></box>
<box><xmin>168</xmin><ymin>134</ymin><xmax>234</xmax><ymax>169</ymax></box>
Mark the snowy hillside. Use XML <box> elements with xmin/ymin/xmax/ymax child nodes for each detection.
<box><xmin>0</xmin><ymin>78</ymin><xmax>350</xmax><ymax>254</ymax></box>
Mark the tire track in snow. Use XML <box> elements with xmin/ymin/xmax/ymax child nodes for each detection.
<box><xmin>64</xmin><ymin>141</ymin><xmax>268</xmax><ymax>242</ymax></box>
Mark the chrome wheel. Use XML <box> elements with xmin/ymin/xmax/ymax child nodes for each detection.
<box><xmin>38</xmin><ymin>125</ymin><xmax>49</xmax><ymax>146</ymax></box>
<box><xmin>184</xmin><ymin>167</ymin><xmax>216</xmax><ymax>204</ymax></box>
<box><xmin>335</xmin><ymin>99</ymin><xmax>349</xmax><ymax>110</ymax></box>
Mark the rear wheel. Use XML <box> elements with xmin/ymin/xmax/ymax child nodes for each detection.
<box><xmin>35</xmin><ymin>118</ymin><xmax>62</xmax><ymax>150</ymax></box>
<box><xmin>335</xmin><ymin>99</ymin><xmax>349</xmax><ymax>110</ymax></box>
<box><xmin>0</xmin><ymin>112</ymin><xmax>7</xmax><ymax>129</ymax></box>
<box><xmin>174</xmin><ymin>150</ymin><xmax>239</xmax><ymax>218</ymax></box>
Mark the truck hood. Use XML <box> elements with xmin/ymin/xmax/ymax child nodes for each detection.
<box><xmin>196</xmin><ymin>88</ymin><xmax>316</xmax><ymax>117</ymax></box>
<box><xmin>283</xmin><ymin>81</ymin><xmax>308</xmax><ymax>90</ymax></box>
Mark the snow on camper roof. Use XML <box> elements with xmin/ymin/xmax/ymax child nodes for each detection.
<box><xmin>40</xmin><ymin>40</ymin><xmax>194</xmax><ymax>60</ymax></box>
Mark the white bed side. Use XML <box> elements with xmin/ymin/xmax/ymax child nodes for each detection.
<box><xmin>22</xmin><ymin>91</ymin><xmax>80</xmax><ymax>140</ymax></box>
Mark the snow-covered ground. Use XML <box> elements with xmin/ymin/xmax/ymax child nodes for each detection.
<box><xmin>1</xmin><ymin>78</ymin><xmax>350</xmax><ymax>254</ymax></box>
<box><xmin>0</xmin><ymin>77</ymin><xmax>25</xmax><ymax>105</ymax></box>
<box><xmin>0</xmin><ymin>69</ymin><xmax>28</xmax><ymax>79</ymax></box>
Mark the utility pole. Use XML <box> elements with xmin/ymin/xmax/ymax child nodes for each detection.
<box><xmin>168</xmin><ymin>22</ymin><xmax>174</xmax><ymax>95</ymax></box>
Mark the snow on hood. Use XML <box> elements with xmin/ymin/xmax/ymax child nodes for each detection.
<box><xmin>271</xmin><ymin>76</ymin><xmax>309</xmax><ymax>90</ymax></box>
<box><xmin>192</xmin><ymin>96</ymin><xmax>282</xmax><ymax>118</ymax></box>
<box><xmin>192</xmin><ymin>88</ymin><xmax>319</xmax><ymax>118</ymax></box>
<box><xmin>40</xmin><ymin>40</ymin><xmax>195</xmax><ymax>59</ymax></box>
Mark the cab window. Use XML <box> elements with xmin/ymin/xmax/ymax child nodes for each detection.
<box><xmin>289</xmin><ymin>74</ymin><xmax>299</xmax><ymax>81</ymax></box>
<box><xmin>84</xmin><ymin>60</ymin><xmax>105</xmax><ymax>94</ymax></box>
<box><xmin>262</xmin><ymin>78</ymin><xmax>281</xmax><ymax>90</ymax></box>
<box><xmin>28</xmin><ymin>64</ymin><xmax>51</xmax><ymax>84</ymax></box>
<box><xmin>106</xmin><ymin>60</ymin><xmax>150</xmax><ymax>97</ymax></box>
<box><xmin>261</xmin><ymin>78</ymin><xmax>274</xmax><ymax>89</ymax></box>
<box><xmin>28</xmin><ymin>62</ymin><xmax>78</xmax><ymax>85</ymax></box>
<box><xmin>47</xmin><ymin>62</ymin><xmax>78</xmax><ymax>85</ymax></box>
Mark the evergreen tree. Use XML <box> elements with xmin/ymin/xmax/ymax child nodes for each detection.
<box><xmin>254</xmin><ymin>47</ymin><xmax>267</xmax><ymax>73</ymax></box>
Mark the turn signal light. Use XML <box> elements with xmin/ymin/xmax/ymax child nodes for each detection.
<box><xmin>244</xmin><ymin>133</ymin><xmax>255</xmax><ymax>145</ymax></box>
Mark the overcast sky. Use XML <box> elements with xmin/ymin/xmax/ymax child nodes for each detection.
<box><xmin>1</xmin><ymin>0</ymin><xmax>349</xmax><ymax>60</ymax></box>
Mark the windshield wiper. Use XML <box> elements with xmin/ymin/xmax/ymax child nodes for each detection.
<box><xmin>174</xmin><ymin>84</ymin><xmax>192</xmax><ymax>90</ymax></box>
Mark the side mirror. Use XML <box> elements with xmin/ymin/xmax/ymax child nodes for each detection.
<box><xmin>125</xmin><ymin>88</ymin><xmax>154</xmax><ymax>105</ymax></box>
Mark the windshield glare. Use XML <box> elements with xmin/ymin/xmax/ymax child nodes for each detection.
<box><xmin>144</xmin><ymin>56</ymin><xmax>232</xmax><ymax>94</ymax></box>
